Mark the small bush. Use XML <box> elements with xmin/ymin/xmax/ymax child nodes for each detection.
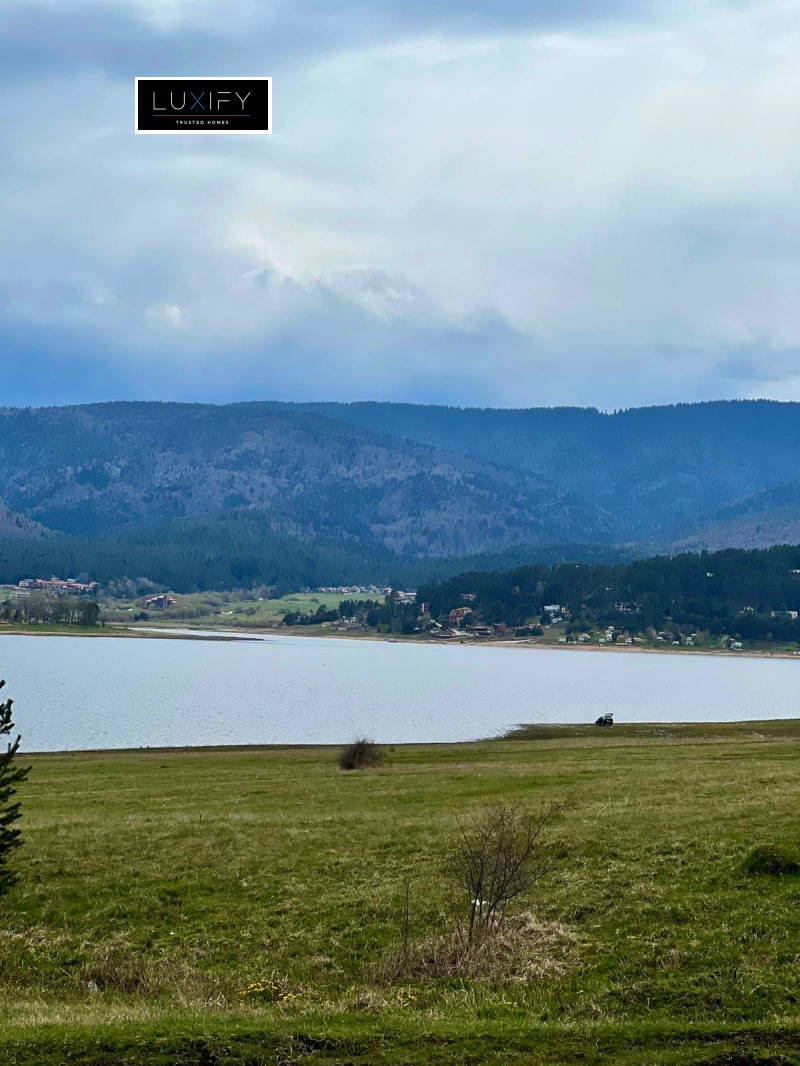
<box><xmin>742</xmin><ymin>844</ymin><xmax>800</xmax><ymax>877</ymax></box>
<box><xmin>338</xmin><ymin>737</ymin><xmax>386</xmax><ymax>771</ymax></box>
<box><xmin>447</xmin><ymin>798</ymin><xmax>572</xmax><ymax>941</ymax></box>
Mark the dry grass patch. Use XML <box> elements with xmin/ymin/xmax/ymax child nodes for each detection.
<box><xmin>372</xmin><ymin>911</ymin><xmax>578</xmax><ymax>985</ymax></box>
<box><xmin>78</xmin><ymin>935</ymin><xmax>222</xmax><ymax>1006</ymax></box>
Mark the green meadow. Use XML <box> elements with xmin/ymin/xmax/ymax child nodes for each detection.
<box><xmin>2</xmin><ymin>722</ymin><xmax>800</xmax><ymax>1064</ymax></box>
<box><xmin>102</xmin><ymin>590</ymin><xmax>365</xmax><ymax>628</ymax></box>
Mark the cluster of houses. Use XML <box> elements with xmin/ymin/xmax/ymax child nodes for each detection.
<box><xmin>311</xmin><ymin>585</ymin><xmax>418</xmax><ymax>605</ymax></box>
<box><xmin>308</xmin><ymin>584</ymin><xmax>800</xmax><ymax>648</ymax></box>
<box><xmin>560</xmin><ymin>632</ymin><xmax>593</xmax><ymax>644</ymax></box>
<box><xmin>311</xmin><ymin>584</ymin><xmax>393</xmax><ymax>597</ymax></box>
<box><xmin>433</xmin><ymin>624</ymin><xmax>504</xmax><ymax>639</ymax></box>
<box><xmin>10</xmin><ymin>576</ymin><xmax>98</xmax><ymax>596</ymax></box>
<box><xmin>437</xmin><ymin>605</ymin><xmax>506</xmax><ymax>639</ymax></box>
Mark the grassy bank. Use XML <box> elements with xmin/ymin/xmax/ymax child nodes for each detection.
<box><xmin>3</xmin><ymin>727</ymin><xmax>800</xmax><ymax>1063</ymax></box>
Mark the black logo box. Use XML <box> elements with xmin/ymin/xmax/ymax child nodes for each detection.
<box><xmin>135</xmin><ymin>77</ymin><xmax>271</xmax><ymax>134</ymax></box>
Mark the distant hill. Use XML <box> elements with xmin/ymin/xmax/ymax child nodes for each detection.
<box><xmin>0</xmin><ymin>402</ymin><xmax>611</xmax><ymax>553</ymax></box>
<box><xmin>286</xmin><ymin>399</ymin><xmax>800</xmax><ymax>544</ymax></box>
<box><xmin>1</xmin><ymin>398</ymin><xmax>800</xmax><ymax>587</ymax></box>
<box><xmin>675</xmin><ymin>481</ymin><xmax>800</xmax><ymax>551</ymax></box>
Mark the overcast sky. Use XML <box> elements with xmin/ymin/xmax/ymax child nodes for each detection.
<box><xmin>1</xmin><ymin>0</ymin><xmax>799</xmax><ymax>409</ymax></box>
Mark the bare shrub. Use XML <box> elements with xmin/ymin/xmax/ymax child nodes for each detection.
<box><xmin>446</xmin><ymin>798</ymin><xmax>572</xmax><ymax>942</ymax></box>
<box><xmin>371</xmin><ymin>797</ymin><xmax>575</xmax><ymax>986</ymax></box>
<box><xmin>372</xmin><ymin>912</ymin><xmax>576</xmax><ymax>984</ymax></box>
<box><xmin>338</xmin><ymin>737</ymin><xmax>385</xmax><ymax>771</ymax></box>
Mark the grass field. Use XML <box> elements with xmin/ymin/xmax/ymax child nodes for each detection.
<box><xmin>102</xmin><ymin>591</ymin><xmax>370</xmax><ymax>629</ymax></box>
<box><xmin>3</xmin><ymin>724</ymin><xmax>800</xmax><ymax>1063</ymax></box>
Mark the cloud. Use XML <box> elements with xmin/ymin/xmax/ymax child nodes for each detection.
<box><xmin>1</xmin><ymin>0</ymin><xmax>800</xmax><ymax>407</ymax></box>
<box><xmin>146</xmin><ymin>303</ymin><xmax>184</xmax><ymax>327</ymax></box>
<box><xmin>0</xmin><ymin>0</ymin><xmax>662</xmax><ymax>83</ymax></box>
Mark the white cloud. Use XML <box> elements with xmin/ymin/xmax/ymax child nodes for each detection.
<box><xmin>146</xmin><ymin>303</ymin><xmax>184</xmax><ymax>327</ymax></box>
<box><xmin>1</xmin><ymin>0</ymin><xmax>799</xmax><ymax>406</ymax></box>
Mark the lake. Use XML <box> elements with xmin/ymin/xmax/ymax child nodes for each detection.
<box><xmin>2</xmin><ymin>632</ymin><xmax>798</xmax><ymax>752</ymax></box>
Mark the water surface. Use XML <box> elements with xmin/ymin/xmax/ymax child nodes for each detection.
<box><xmin>2</xmin><ymin>632</ymin><xmax>797</xmax><ymax>751</ymax></box>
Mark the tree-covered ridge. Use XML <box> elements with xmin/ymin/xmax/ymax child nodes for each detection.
<box><xmin>4</xmin><ymin>400</ymin><xmax>800</xmax><ymax>560</ymax></box>
<box><xmin>0</xmin><ymin>402</ymin><xmax>610</xmax><ymax>553</ymax></box>
<box><xmin>290</xmin><ymin>398</ymin><xmax>800</xmax><ymax>543</ymax></box>
<box><xmin>417</xmin><ymin>545</ymin><xmax>800</xmax><ymax>643</ymax></box>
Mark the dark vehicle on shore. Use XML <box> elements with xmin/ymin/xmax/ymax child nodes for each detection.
<box><xmin>595</xmin><ymin>713</ymin><xmax>614</xmax><ymax>727</ymax></box>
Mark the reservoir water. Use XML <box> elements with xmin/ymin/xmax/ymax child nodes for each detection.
<box><xmin>2</xmin><ymin>632</ymin><xmax>798</xmax><ymax>752</ymax></box>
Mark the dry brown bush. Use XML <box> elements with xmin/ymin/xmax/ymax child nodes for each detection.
<box><xmin>371</xmin><ymin>911</ymin><xmax>577</xmax><ymax>984</ymax></box>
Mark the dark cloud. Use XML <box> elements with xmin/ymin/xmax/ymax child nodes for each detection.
<box><xmin>717</xmin><ymin>346</ymin><xmax>800</xmax><ymax>383</ymax></box>
<box><xmin>0</xmin><ymin>0</ymin><xmax>660</xmax><ymax>83</ymax></box>
<box><xmin>0</xmin><ymin>294</ymin><xmax>539</xmax><ymax>407</ymax></box>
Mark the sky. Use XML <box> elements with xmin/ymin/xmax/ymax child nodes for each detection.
<box><xmin>1</xmin><ymin>0</ymin><xmax>799</xmax><ymax>410</ymax></box>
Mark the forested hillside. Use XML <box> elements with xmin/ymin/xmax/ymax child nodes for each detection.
<box><xmin>2</xmin><ymin>399</ymin><xmax>800</xmax><ymax>590</ymax></box>
<box><xmin>418</xmin><ymin>545</ymin><xmax>800</xmax><ymax>643</ymax></box>
<box><xmin>0</xmin><ymin>402</ymin><xmax>608</xmax><ymax>553</ymax></box>
<box><xmin>0</xmin><ymin>516</ymin><xmax>630</xmax><ymax>594</ymax></box>
<box><xmin>291</xmin><ymin>399</ymin><xmax>800</xmax><ymax>544</ymax></box>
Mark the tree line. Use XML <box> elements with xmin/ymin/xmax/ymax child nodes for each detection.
<box><xmin>0</xmin><ymin>513</ymin><xmax>628</xmax><ymax>598</ymax></box>
<box><xmin>279</xmin><ymin>544</ymin><xmax>800</xmax><ymax>642</ymax></box>
<box><xmin>1</xmin><ymin>593</ymin><xmax>100</xmax><ymax>628</ymax></box>
<box><xmin>416</xmin><ymin>545</ymin><xmax>800</xmax><ymax>642</ymax></box>
<box><xmin>284</xmin><ymin>596</ymin><xmax>421</xmax><ymax>633</ymax></box>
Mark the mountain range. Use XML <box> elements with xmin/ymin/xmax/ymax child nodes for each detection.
<box><xmin>1</xmin><ymin>399</ymin><xmax>799</xmax><ymax>587</ymax></box>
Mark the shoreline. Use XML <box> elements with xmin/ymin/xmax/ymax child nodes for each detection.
<box><xmin>0</xmin><ymin>624</ymin><xmax>247</xmax><ymax>642</ymax></box>
<box><xmin>21</xmin><ymin>717</ymin><xmax>800</xmax><ymax>757</ymax></box>
<box><xmin>2</xmin><ymin>620</ymin><xmax>800</xmax><ymax>659</ymax></box>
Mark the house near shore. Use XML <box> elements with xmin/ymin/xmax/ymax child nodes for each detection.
<box><xmin>143</xmin><ymin>594</ymin><xmax>176</xmax><ymax>609</ymax></box>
